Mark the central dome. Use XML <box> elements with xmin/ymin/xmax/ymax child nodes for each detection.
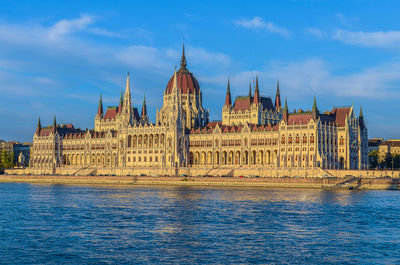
<box><xmin>165</xmin><ymin>45</ymin><xmax>200</xmax><ymax>95</ymax></box>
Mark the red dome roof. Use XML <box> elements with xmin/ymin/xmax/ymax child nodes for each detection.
<box><xmin>165</xmin><ymin>69</ymin><xmax>200</xmax><ymax>95</ymax></box>
<box><xmin>165</xmin><ymin>44</ymin><xmax>200</xmax><ymax>95</ymax></box>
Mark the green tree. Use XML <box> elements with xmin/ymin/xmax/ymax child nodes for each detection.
<box><xmin>380</xmin><ymin>152</ymin><xmax>393</xmax><ymax>169</ymax></box>
<box><xmin>0</xmin><ymin>151</ymin><xmax>14</xmax><ymax>169</ymax></box>
<box><xmin>368</xmin><ymin>150</ymin><xmax>379</xmax><ymax>169</ymax></box>
<box><xmin>393</xmin><ymin>154</ymin><xmax>400</xmax><ymax>169</ymax></box>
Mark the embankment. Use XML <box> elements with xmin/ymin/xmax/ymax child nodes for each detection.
<box><xmin>0</xmin><ymin>175</ymin><xmax>399</xmax><ymax>190</ymax></box>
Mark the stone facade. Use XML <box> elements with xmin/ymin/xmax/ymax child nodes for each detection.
<box><xmin>378</xmin><ymin>140</ymin><xmax>400</xmax><ymax>162</ymax></box>
<box><xmin>29</xmin><ymin>46</ymin><xmax>368</xmax><ymax>175</ymax></box>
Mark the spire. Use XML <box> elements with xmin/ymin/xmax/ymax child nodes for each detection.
<box><xmin>180</xmin><ymin>43</ymin><xmax>187</xmax><ymax>70</ymax></box>
<box><xmin>52</xmin><ymin>115</ymin><xmax>57</xmax><ymax>133</ymax></box>
<box><xmin>97</xmin><ymin>93</ymin><xmax>103</xmax><ymax>116</ymax></box>
<box><xmin>359</xmin><ymin>105</ymin><xmax>365</xmax><ymax>129</ymax></box>
<box><xmin>311</xmin><ymin>96</ymin><xmax>319</xmax><ymax>120</ymax></box>
<box><xmin>36</xmin><ymin>116</ymin><xmax>41</xmax><ymax>135</ymax></box>
<box><xmin>312</xmin><ymin>96</ymin><xmax>318</xmax><ymax>112</ymax></box>
<box><xmin>283</xmin><ymin>97</ymin><xmax>288</xmax><ymax>113</ymax></box>
<box><xmin>283</xmin><ymin>97</ymin><xmax>289</xmax><ymax>122</ymax></box>
<box><xmin>141</xmin><ymin>94</ymin><xmax>147</xmax><ymax>119</ymax></box>
<box><xmin>253</xmin><ymin>75</ymin><xmax>260</xmax><ymax>104</ymax></box>
<box><xmin>125</xmin><ymin>72</ymin><xmax>130</xmax><ymax>94</ymax></box>
<box><xmin>248</xmin><ymin>82</ymin><xmax>252</xmax><ymax>98</ymax></box>
<box><xmin>225</xmin><ymin>77</ymin><xmax>232</xmax><ymax>106</ymax></box>
<box><xmin>123</xmin><ymin>72</ymin><xmax>132</xmax><ymax>115</ymax></box>
<box><xmin>118</xmin><ymin>90</ymin><xmax>123</xmax><ymax>113</ymax></box>
<box><xmin>275</xmin><ymin>80</ymin><xmax>281</xmax><ymax>110</ymax></box>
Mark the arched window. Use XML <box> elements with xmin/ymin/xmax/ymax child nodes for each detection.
<box><xmin>128</xmin><ymin>135</ymin><xmax>132</xmax><ymax>148</ymax></box>
<box><xmin>303</xmin><ymin>134</ymin><xmax>307</xmax><ymax>144</ymax></box>
<box><xmin>310</xmin><ymin>134</ymin><xmax>315</xmax><ymax>144</ymax></box>
<box><xmin>295</xmin><ymin>134</ymin><xmax>299</xmax><ymax>144</ymax></box>
<box><xmin>288</xmin><ymin>134</ymin><xmax>292</xmax><ymax>144</ymax></box>
<box><xmin>281</xmin><ymin>135</ymin><xmax>285</xmax><ymax>144</ymax></box>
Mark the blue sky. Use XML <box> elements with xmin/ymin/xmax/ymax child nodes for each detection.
<box><xmin>1</xmin><ymin>0</ymin><xmax>400</xmax><ymax>142</ymax></box>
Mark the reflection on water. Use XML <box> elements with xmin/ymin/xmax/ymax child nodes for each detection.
<box><xmin>1</xmin><ymin>183</ymin><xmax>400</xmax><ymax>264</ymax></box>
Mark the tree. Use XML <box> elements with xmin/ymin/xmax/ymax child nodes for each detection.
<box><xmin>380</xmin><ymin>152</ymin><xmax>393</xmax><ymax>169</ymax></box>
<box><xmin>0</xmin><ymin>151</ymin><xmax>14</xmax><ymax>169</ymax></box>
<box><xmin>368</xmin><ymin>150</ymin><xmax>379</xmax><ymax>169</ymax></box>
<box><xmin>393</xmin><ymin>154</ymin><xmax>400</xmax><ymax>169</ymax></box>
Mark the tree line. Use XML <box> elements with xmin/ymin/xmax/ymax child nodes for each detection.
<box><xmin>369</xmin><ymin>150</ymin><xmax>400</xmax><ymax>169</ymax></box>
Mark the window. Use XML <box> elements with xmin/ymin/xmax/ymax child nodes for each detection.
<box><xmin>310</xmin><ymin>134</ymin><xmax>315</xmax><ymax>144</ymax></box>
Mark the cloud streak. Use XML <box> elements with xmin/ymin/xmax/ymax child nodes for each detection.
<box><xmin>333</xmin><ymin>29</ymin><xmax>400</xmax><ymax>48</ymax></box>
<box><xmin>234</xmin><ymin>17</ymin><xmax>291</xmax><ymax>37</ymax></box>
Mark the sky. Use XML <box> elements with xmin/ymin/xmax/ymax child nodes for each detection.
<box><xmin>0</xmin><ymin>0</ymin><xmax>399</xmax><ymax>142</ymax></box>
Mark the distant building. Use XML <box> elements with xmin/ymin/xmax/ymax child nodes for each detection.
<box><xmin>368</xmin><ymin>138</ymin><xmax>383</xmax><ymax>154</ymax></box>
<box><xmin>0</xmin><ymin>141</ymin><xmax>32</xmax><ymax>166</ymax></box>
<box><xmin>29</xmin><ymin>45</ymin><xmax>368</xmax><ymax>174</ymax></box>
<box><xmin>378</xmin><ymin>140</ymin><xmax>400</xmax><ymax>162</ymax></box>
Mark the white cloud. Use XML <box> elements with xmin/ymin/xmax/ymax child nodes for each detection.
<box><xmin>333</xmin><ymin>29</ymin><xmax>400</xmax><ymax>48</ymax></box>
<box><xmin>48</xmin><ymin>14</ymin><xmax>94</xmax><ymax>40</ymax></box>
<box><xmin>234</xmin><ymin>17</ymin><xmax>291</xmax><ymax>37</ymax></box>
<box><xmin>266</xmin><ymin>59</ymin><xmax>400</xmax><ymax>99</ymax></box>
<box><xmin>201</xmin><ymin>58</ymin><xmax>400</xmax><ymax>100</ymax></box>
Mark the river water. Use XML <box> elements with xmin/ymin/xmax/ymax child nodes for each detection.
<box><xmin>1</xmin><ymin>183</ymin><xmax>400</xmax><ymax>264</ymax></box>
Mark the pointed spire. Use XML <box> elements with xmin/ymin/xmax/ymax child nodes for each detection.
<box><xmin>312</xmin><ymin>96</ymin><xmax>318</xmax><ymax>112</ymax></box>
<box><xmin>283</xmin><ymin>97</ymin><xmax>289</xmax><ymax>122</ymax></box>
<box><xmin>97</xmin><ymin>93</ymin><xmax>103</xmax><ymax>116</ymax></box>
<box><xmin>180</xmin><ymin>43</ymin><xmax>187</xmax><ymax>70</ymax></box>
<box><xmin>122</xmin><ymin>72</ymin><xmax>132</xmax><ymax>115</ymax></box>
<box><xmin>118</xmin><ymin>90</ymin><xmax>123</xmax><ymax>113</ymax></box>
<box><xmin>311</xmin><ymin>96</ymin><xmax>319</xmax><ymax>120</ymax></box>
<box><xmin>36</xmin><ymin>116</ymin><xmax>41</xmax><ymax>135</ymax></box>
<box><xmin>253</xmin><ymin>75</ymin><xmax>260</xmax><ymax>104</ymax></box>
<box><xmin>359</xmin><ymin>105</ymin><xmax>365</xmax><ymax>129</ymax></box>
<box><xmin>275</xmin><ymin>80</ymin><xmax>281</xmax><ymax>110</ymax></box>
<box><xmin>283</xmin><ymin>97</ymin><xmax>288</xmax><ymax>113</ymax></box>
<box><xmin>125</xmin><ymin>72</ymin><xmax>130</xmax><ymax>94</ymax></box>
<box><xmin>141</xmin><ymin>94</ymin><xmax>147</xmax><ymax>119</ymax></box>
<box><xmin>52</xmin><ymin>115</ymin><xmax>57</xmax><ymax>133</ymax></box>
<box><xmin>248</xmin><ymin>82</ymin><xmax>252</xmax><ymax>98</ymax></box>
<box><xmin>225</xmin><ymin>77</ymin><xmax>232</xmax><ymax>106</ymax></box>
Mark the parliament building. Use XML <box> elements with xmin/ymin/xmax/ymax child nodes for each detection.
<box><xmin>29</xmin><ymin>46</ymin><xmax>368</xmax><ymax>176</ymax></box>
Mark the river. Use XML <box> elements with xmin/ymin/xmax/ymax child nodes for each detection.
<box><xmin>1</xmin><ymin>183</ymin><xmax>399</xmax><ymax>264</ymax></box>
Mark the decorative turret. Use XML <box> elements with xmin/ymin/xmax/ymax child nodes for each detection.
<box><xmin>359</xmin><ymin>105</ymin><xmax>365</xmax><ymax>129</ymax></box>
<box><xmin>97</xmin><ymin>93</ymin><xmax>103</xmax><ymax>116</ymax></box>
<box><xmin>311</xmin><ymin>96</ymin><xmax>319</xmax><ymax>120</ymax></box>
<box><xmin>283</xmin><ymin>97</ymin><xmax>289</xmax><ymax>122</ymax></box>
<box><xmin>275</xmin><ymin>80</ymin><xmax>281</xmax><ymax>110</ymax></box>
<box><xmin>118</xmin><ymin>90</ymin><xmax>123</xmax><ymax>113</ymax></box>
<box><xmin>253</xmin><ymin>75</ymin><xmax>260</xmax><ymax>104</ymax></box>
<box><xmin>248</xmin><ymin>82</ymin><xmax>252</xmax><ymax>98</ymax></box>
<box><xmin>141</xmin><ymin>94</ymin><xmax>147</xmax><ymax>120</ymax></box>
<box><xmin>180</xmin><ymin>43</ymin><xmax>187</xmax><ymax>71</ymax></box>
<box><xmin>36</xmin><ymin>116</ymin><xmax>41</xmax><ymax>135</ymax></box>
<box><xmin>123</xmin><ymin>72</ymin><xmax>132</xmax><ymax>114</ymax></box>
<box><xmin>52</xmin><ymin>115</ymin><xmax>57</xmax><ymax>133</ymax></box>
<box><xmin>225</xmin><ymin>77</ymin><xmax>232</xmax><ymax>106</ymax></box>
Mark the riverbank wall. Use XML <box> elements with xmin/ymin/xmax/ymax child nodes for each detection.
<box><xmin>0</xmin><ymin>174</ymin><xmax>399</xmax><ymax>190</ymax></box>
<box><xmin>5</xmin><ymin>166</ymin><xmax>400</xmax><ymax>179</ymax></box>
